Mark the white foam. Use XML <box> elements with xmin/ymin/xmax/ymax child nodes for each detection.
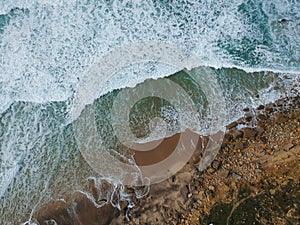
<box><xmin>0</xmin><ymin>0</ymin><xmax>299</xmax><ymax>114</ymax></box>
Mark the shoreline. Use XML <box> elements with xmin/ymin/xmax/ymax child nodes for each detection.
<box><xmin>31</xmin><ymin>96</ymin><xmax>300</xmax><ymax>225</ymax></box>
<box><xmin>113</xmin><ymin>96</ymin><xmax>300</xmax><ymax>224</ymax></box>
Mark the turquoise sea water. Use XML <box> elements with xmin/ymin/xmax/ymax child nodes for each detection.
<box><xmin>0</xmin><ymin>1</ymin><xmax>299</xmax><ymax>224</ymax></box>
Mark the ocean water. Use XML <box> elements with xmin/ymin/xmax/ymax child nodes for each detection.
<box><xmin>0</xmin><ymin>0</ymin><xmax>299</xmax><ymax>224</ymax></box>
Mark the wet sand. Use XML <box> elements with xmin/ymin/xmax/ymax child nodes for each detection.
<box><xmin>31</xmin><ymin>130</ymin><xmax>203</xmax><ymax>225</ymax></box>
<box><xmin>32</xmin><ymin>96</ymin><xmax>300</xmax><ymax>225</ymax></box>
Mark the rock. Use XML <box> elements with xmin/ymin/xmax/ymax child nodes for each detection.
<box><xmin>243</xmin><ymin>107</ymin><xmax>250</xmax><ymax>112</ymax></box>
<box><xmin>273</xmin><ymin>82</ymin><xmax>280</xmax><ymax>90</ymax></box>
<box><xmin>242</xmin><ymin>127</ymin><xmax>257</xmax><ymax>139</ymax></box>
<box><xmin>274</xmin><ymin>113</ymin><xmax>289</xmax><ymax>124</ymax></box>
<box><xmin>257</xmin><ymin>120</ymin><xmax>266</xmax><ymax>129</ymax></box>
<box><xmin>275</xmin><ymin>99</ymin><xmax>285</xmax><ymax>106</ymax></box>
<box><xmin>234</xmin><ymin>142</ymin><xmax>245</xmax><ymax>150</ymax></box>
<box><xmin>260</xmin><ymin>136</ymin><xmax>267</xmax><ymax>143</ymax></box>
<box><xmin>256</xmin><ymin>126</ymin><xmax>265</xmax><ymax>136</ymax></box>
<box><xmin>244</xmin><ymin>113</ymin><xmax>253</xmax><ymax>122</ymax></box>
<box><xmin>221</xmin><ymin>185</ymin><xmax>230</xmax><ymax>193</ymax></box>
<box><xmin>211</xmin><ymin>160</ymin><xmax>221</xmax><ymax>170</ymax></box>
<box><xmin>265</xmin><ymin>103</ymin><xmax>274</xmax><ymax>114</ymax></box>
<box><xmin>207</xmin><ymin>168</ymin><xmax>215</xmax><ymax>174</ymax></box>
<box><xmin>256</xmin><ymin>105</ymin><xmax>265</xmax><ymax>110</ymax></box>
<box><xmin>180</xmin><ymin>185</ymin><xmax>189</xmax><ymax>197</ymax></box>
<box><xmin>278</xmin><ymin>18</ymin><xmax>290</xmax><ymax>23</ymax></box>
<box><xmin>287</xmin><ymin>206</ymin><xmax>299</xmax><ymax>218</ymax></box>
<box><xmin>221</xmin><ymin>133</ymin><xmax>232</xmax><ymax>148</ymax></box>
<box><xmin>231</xmin><ymin>172</ymin><xmax>242</xmax><ymax>179</ymax></box>
<box><xmin>217</xmin><ymin>168</ymin><xmax>229</xmax><ymax>178</ymax></box>
<box><xmin>266</xmin><ymin>102</ymin><xmax>275</xmax><ymax>107</ymax></box>
<box><xmin>266</xmin><ymin>149</ymin><xmax>274</xmax><ymax>155</ymax></box>
<box><xmin>226</xmin><ymin>121</ymin><xmax>238</xmax><ymax>130</ymax></box>
<box><xmin>237</xmin><ymin>118</ymin><xmax>246</xmax><ymax>125</ymax></box>
<box><xmin>283</xmin><ymin>143</ymin><xmax>295</xmax><ymax>151</ymax></box>
<box><xmin>293</xmin><ymin>109</ymin><xmax>300</xmax><ymax>119</ymax></box>
<box><xmin>257</xmin><ymin>114</ymin><xmax>267</xmax><ymax>121</ymax></box>
<box><xmin>243</xmin><ymin>142</ymin><xmax>250</xmax><ymax>148</ymax></box>
<box><xmin>208</xmin><ymin>185</ymin><xmax>215</xmax><ymax>191</ymax></box>
<box><xmin>176</xmin><ymin>171</ymin><xmax>193</xmax><ymax>184</ymax></box>
<box><xmin>230</xmin><ymin>130</ymin><xmax>243</xmax><ymax>139</ymax></box>
<box><xmin>265</xmin><ymin>107</ymin><xmax>273</xmax><ymax>114</ymax></box>
<box><xmin>205</xmin><ymin>190</ymin><xmax>215</xmax><ymax>199</ymax></box>
<box><xmin>198</xmin><ymin>191</ymin><xmax>206</xmax><ymax>200</ymax></box>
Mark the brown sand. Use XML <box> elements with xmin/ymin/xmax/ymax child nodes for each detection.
<box><xmin>132</xmin><ymin>130</ymin><xmax>201</xmax><ymax>166</ymax></box>
<box><xmin>33</xmin><ymin>193</ymin><xmax>118</xmax><ymax>225</ymax></box>
<box><xmin>32</xmin><ymin>96</ymin><xmax>300</xmax><ymax>225</ymax></box>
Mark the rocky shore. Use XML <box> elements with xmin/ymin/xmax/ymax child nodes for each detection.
<box><xmin>32</xmin><ymin>96</ymin><xmax>300</xmax><ymax>225</ymax></box>
<box><xmin>112</xmin><ymin>96</ymin><xmax>300</xmax><ymax>225</ymax></box>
